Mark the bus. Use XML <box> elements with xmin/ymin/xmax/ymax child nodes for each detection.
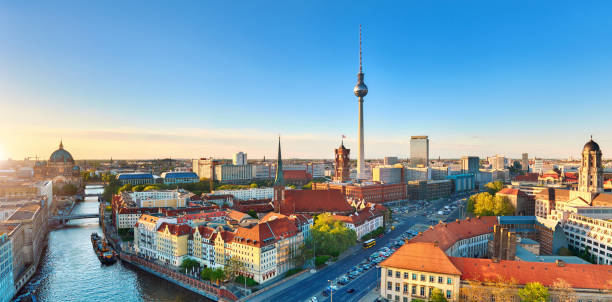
<box><xmin>363</xmin><ymin>239</ymin><xmax>376</xmax><ymax>249</ymax></box>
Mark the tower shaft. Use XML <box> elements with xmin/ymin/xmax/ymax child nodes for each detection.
<box><xmin>357</xmin><ymin>97</ymin><xmax>365</xmax><ymax>178</ymax></box>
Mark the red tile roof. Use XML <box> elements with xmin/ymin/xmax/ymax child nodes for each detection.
<box><xmin>592</xmin><ymin>193</ymin><xmax>612</xmax><ymax>207</ymax></box>
<box><xmin>409</xmin><ymin>216</ymin><xmax>498</xmax><ymax>251</ymax></box>
<box><xmin>331</xmin><ymin>207</ymin><xmax>383</xmax><ymax>227</ymax></box>
<box><xmin>450</xmin><ymin>257</ymin><xmax>612</xmax><ymax>290</ymax></box>
<box><xmin>157</xmin><ymin>222</ymin><xmax>192</xmax><ymax>236</ymax></box>
<box><xmin>380</xmin><ymin>242</ymin><xmax>462</xmax><ymax>276</ymax></box>
<box><xmin>233</xmin><ymin>217</ymin><xmax>300</xmax><ymax>247</ymax></box>
<box><xmin>512</xmin><ymin>173</ymin><xmax>539</xmax><ymax>182</ymax></box>
<box><xmin>283</xmin><ymin>170</ymin><xmax>312</xmax><ymax>180</ymax></box>
<box><xmin>279</xmin><ymin>190</ymin><xmax>352</xmax><ymax>215</ymax></box>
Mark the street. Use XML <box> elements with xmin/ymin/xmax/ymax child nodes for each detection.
<box><xmin>248</xmin><ymin>194</ymin><xmax>468</xmax><ymax>302</ymax></box>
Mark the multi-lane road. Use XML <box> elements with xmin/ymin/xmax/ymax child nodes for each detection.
<box><xmin>249</xmin><ymin>196</ymin><xmax>465</xmax><ymax>302</ymax></box>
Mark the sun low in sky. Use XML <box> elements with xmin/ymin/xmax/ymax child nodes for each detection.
<box><xmin>1</xmin><ymin>1</ymin><xmax>610</xmax><ymax>160</ymax></box>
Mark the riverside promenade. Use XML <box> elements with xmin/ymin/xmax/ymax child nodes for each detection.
<box><xmin>120</xmin><ymin>253</ymin><xmax>238</xmax><ymax>302</ymax></box>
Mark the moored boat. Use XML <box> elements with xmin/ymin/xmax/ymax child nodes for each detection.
<box><xmin>91</xmin><ymin>232</ymin><xmax>117</xmax><ymax>265</ymax></box>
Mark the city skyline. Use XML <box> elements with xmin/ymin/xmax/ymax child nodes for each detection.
<box><xmin>3</xmin><ymin>1</ymin><xmax>612</xmax><ymax>160</ymax></box>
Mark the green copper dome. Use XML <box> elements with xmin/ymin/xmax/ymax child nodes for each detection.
<box><xmin>50</xmin><ymin>141</ymin><xmax>74</xmax><ymax>163</ymax></box>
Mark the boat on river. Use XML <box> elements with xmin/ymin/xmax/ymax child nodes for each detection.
<box><xmin>91</xmin><ymin>232</ymin><xmax>117</xmax><ymax>265</ymax></box>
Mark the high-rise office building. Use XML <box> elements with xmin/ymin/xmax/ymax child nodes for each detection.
<box><xmin>533</xmin><ymin>158</ymin><xmax>543</xmax><ymax>173</ymax></box>
<box><xmin>233</xmin><ymin>152</ymin><xmax>247</xmax><ymax>165</ymax></box>
<box><xmin>410</xmin><ymin>136</ymin><xmax>429</xmax><ymax>167</ymax></box>
<box><xmin>461</xmin><ymin>156</ymin><xmax>480</xmax><ymax>174</ymax></box>
<box><xmin>489</xmin><ymin>154</ymin><xmax>506</xmax><ymax>170</ymax></box>
<box><xmin>521</xmin><ymin>153</ymin><xmax>529</xmax><ymax>171</ymax></box>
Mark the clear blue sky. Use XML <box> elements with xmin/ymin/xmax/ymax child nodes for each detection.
<box><xmin>2</xmin><ymin>1</ymin><xmax>612</xmax><ymax>160</ymax></box>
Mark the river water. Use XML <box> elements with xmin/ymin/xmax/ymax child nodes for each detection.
<box><xmin>14</xmin><ymin>186</ymin><xmax>211</xmax><ymax>302</ymax></box>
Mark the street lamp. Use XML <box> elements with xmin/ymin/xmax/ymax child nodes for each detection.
<box><xmin>328</xmin><ymin>279</ymin><xmax>333</xmax><ymax>302</ymax></box>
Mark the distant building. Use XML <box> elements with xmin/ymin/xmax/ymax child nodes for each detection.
<box><xmin>34</xmin><ymin>140</ymin><xmax>80</xmax><ymax>183</ymax></box>
<box><xmin>406</xmin><ymin>180</ymin><xmax>451</xmax><ymax>201</ymax></box>
<box><xmin>496</xmin><ymin>188</ymin><xmax>535</xmax><ymax>216</ymax></box>
<box><xmin>192</xmin><ymin>158</ymin><xmax>220</xmax><ymax>180</ymax></box>
<box><xmin>116</xmin><ymin>173</ymin><xmax>155</xmax><ymax>186</ymax></box>
<box><xmin>330</xmin><ymin>206</ymin><xmax>384</xmax><ymax>239</ymax></box>
<box><xmin>0</xmin><ymin>233</ymin><xmax>14</xmax><ymax>302</ymax></box>
<box><xmin>446</xmin><ymin>173</ymin><xmax>475</xmax><ymax>193</ymax></box>
<box><xmin>313</xmin><ymin>182</ymin><xmax>407</xmax><ymax>204</ymax></box>
<box><xmin>372</xmin><ymin>165</ymin><xmax>403</xmax><ymax>184</ymax></box>
<box><xmin>410</xmin><ymin>136</ymin><xmax>429</xmax><ymax>167</ymax></box>
<box><xmin>215</xmin><ymin>164</ymin><xmax>252</xmax><ymax>184</ymax></box>
<box><xmin>383</xmin><ymin>156</ymin><xmax>398</xmax><ymax>165</ymax></box>
<box><xmin>210</xmin><ymin>187</ymin><xmax>277</xmax><ymax>201</ymax></box>
<box><xmin>404</xmin><ymin>166</ymin><xmax>430</xmax><ymax>181</ymax></box>
<box><xmin>521</xmin><ymin>153</ymin><xmax>529</xmax><ymax>171</ymax></box>
<box><xmin>461</xmin><ymin>156</ymin><xmax>479</xmax><ymax>174</ymax></box>
<box><xmin>333</xmin><ymin>141</ymin><xmax>351</xmax><ymax>183</ymax></box>
<box><xmin>161</xmin><ymin>172</ymin><xmax>198</xmax><ymax>184</ymax></box>
<box><xmin>431</xmin><ymin>166</ymin><xmax>449</xmax><ymax>180</ymax></box>
<box><xmin>233</xmin><ymin>152</ymin><xmax>247</xmax><ymax>165</ymax></box>
<box><xmin>533</xmin><ymin>158</ymin><xmax>544</xmax><ymax>173</ymax></box>
<box><xmin>489</xmin><ymin>154</ymin><xmax>506</xmax><ymax>170</ymax></box>
<box><xmin>130</xmin><ymin>190</ymin><xmax>188</xmax><ymax>208</ymax></box>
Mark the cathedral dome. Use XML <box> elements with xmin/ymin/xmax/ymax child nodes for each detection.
<box><xmin>583</xmin><ymin>139</ymin><xmax>600</xmax><ymax>153</ymax></box>
<box><xmin>50</xmin><ymin>141</ymin><xmax>74</xmax><ymax>163</ymax></box>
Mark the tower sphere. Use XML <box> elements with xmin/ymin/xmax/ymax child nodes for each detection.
<box><xmin>354</xmin><ymin>74</ymin><xmax>368</xmax><ymax>97</ymax></box>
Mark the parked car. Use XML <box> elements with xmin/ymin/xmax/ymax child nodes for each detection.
<box><xmin>346</xmin><ymin>288</ymin><xmax>356</xmax><ymax>293</ymax></box>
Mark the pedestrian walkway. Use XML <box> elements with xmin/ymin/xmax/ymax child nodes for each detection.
<box><xmin>358</xmin><ymin>286</ymin><xmax>379</xmax><ymax>302</ymax></box>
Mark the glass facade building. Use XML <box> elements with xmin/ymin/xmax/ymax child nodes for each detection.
<box><xmin>0</xmin><ymin>233</ymin><xmax>14</xmax><ymax>302</ymax></box>
<box><xmin>410</xmin><ymin>136</ymin><xmax>429</xmax><ymax>167</ymax></box>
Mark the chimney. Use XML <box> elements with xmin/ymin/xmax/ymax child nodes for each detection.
<box><xmin>556</xmin><ymin>260</ymin><xmax>565</xmax><ymax>267</ymax></box>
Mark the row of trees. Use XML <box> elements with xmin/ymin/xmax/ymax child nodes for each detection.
<box><xmin>53</xmin><ymin>183</ymin><xmax>78</xmax><ymax>196</ymax></box>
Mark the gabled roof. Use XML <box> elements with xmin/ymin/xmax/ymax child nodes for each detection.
<box><xmin>497</xmin><ymin>188</ymin><xmax>529</xmax><ymax>198</ymax></box>
<box><xmin>279</xmin><ymin>190</ymin><xmax>352</xmax><ymax>215</ymax></box>
<box><xmin>409</xmin><ymin>216</ymin><xmax>498</xmax><ymax>251</ymax></box>
<box><xmin>331</xmin><ymin>207</ymin><xmax>383</xmax><ymax>226</ymax></box>
<box><xmin>157</xmin><ymin>222</ymin><xmax>192</xmax><ymax>236</ymax></box>
<box><xmin>226</xmin><ymin>210</ymin><xmax>249</xmax><ymax>222</ymax></box>
<box><xmin>450</xmin><ymin>257</ymin><xmax>612</xmax><ymax>290</ymax></box>
<box><xmin>592</xmin><ymin>192</ymin><xmax>612</xmax><ymax>207</ymax></box>
<box><xmin>380</xmin><ymin>242</ymin><xmax>462</xmax><ymax>276</ymax></box>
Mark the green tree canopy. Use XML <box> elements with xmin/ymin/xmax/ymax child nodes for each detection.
<box><xmin>430</xmin><ymin>288</ymin><xmax>448</xmax><ymax>302</ymax></box>
<box><xmin>484</xmin><ymin>180</ymin><xmax>505</xmax><ymax>195</ymax></box>
<box><xmin>518</xmin><ymin>282</ymin><xmax>549</xmax><ymax>302</ymax></box>
<box><xmin>468</xmin><ymin>192</ymin><xmax>514</xmax><ymax>216</ymax></box>
<box><xmin>311</xmin><ymin>213</ymin><xmax>357</xmax><ymax>257</ymax></box>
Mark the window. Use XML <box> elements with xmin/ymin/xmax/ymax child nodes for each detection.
<box><xmin>403</xmin><ymin>297</ymin><xmax>408</xmax><ymax>302</ymax></box>
<box><xmin>412</xmin><ymin>273</ymin><xmax>417</xmax><ymax>280</ymax></box>
<box><xmin>438</xmin><ymin>276</ymin><xmax>443</xmax><ymax>283</ymax></box>
<box><xmin>420</xmin><ymin>286</ymin><xmax>425</xmax><ymax>296</ymax></box>
<box><xmin>420</xmin><ymin>274</ymin><xmax>425</xmax><ymax>281</ymax></box>
<box><xmin>447</xmin><ymin>277</ymin><xmax>452</xmax><ymax>284</ymax></box>
<box><xmin>396</xmin><ymin>283</ymin><xmax>400</xmax><ymax>291</ymax></box>
<box><xmin>429</xmin><ymin>287</ymin><xmax>433</xmax><ymax>296</ymax></box>
<box><xmin>396</xmin><ymin>271</ymin><xmax>401</xmax><ymax>278</ymax></box>
<box><xmin>395</xmin><ymin>295</ymin><xmax>399</xmax><ymax>302</ymax></box>
<box><xmin>387</xmin><ymin>294</ymin><xmax>392</xmax><ymax>300</ymax></box>
<box><xmin>404</xmin><ymin>272</ymin><xmax>409</xmax><ymax>279</ymax></box>
<box><xmin>412</xmin><ymin>285</ymin><xmax>417</xmax><ymax>295</ymax></box>
<box><xmin>388</xmin><ymin>269</ymin><xmax>393</xmax><ymax>277</ymax></box>
<box><xmin>403</xmin><ymin>284</ymin><xmax>408</xmax><ymax>292</ymax></box>
<box><xmin>387</xmin><ymin>282</ymin><xmax>392</xmax><ymax>290</ymax></box>
<box><xmin>446</xmin><ymin>290</ymin><xmax>452</xmax><ymax>299</ymax></box>
<box><xmin>429</xmin><ymin>275</ymin><xmax>435</xmax><ymax>282</ymax></box>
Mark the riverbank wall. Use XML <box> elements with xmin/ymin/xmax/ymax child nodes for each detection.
<box><xmin>120</xmin><ymin>253</ymin><xmax>238</xmax><ymax>301</ymax></box>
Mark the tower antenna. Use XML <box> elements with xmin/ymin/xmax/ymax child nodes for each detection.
<box><xmin>359</xmin><ymin>24</ymin><xmax>363</xmax><ymax>73</ymax></box>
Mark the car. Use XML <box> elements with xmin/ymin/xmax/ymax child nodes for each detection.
<box><xmin>322</xmin><ymin>291</ymin><xmax>329</xmax><ymax>297</ymax></box>
<box><xmin>346</xmin><ymin>288</ymin><xmax>355</xmax><ymax>293</ymax></box>
<box><xmin>310</xmin><ymin>297</ymin><xmax>318</xmax><ymax>302</ymax></box>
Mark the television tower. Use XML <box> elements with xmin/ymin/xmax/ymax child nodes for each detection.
<box><xmin>353</xmin><ymin>25</ymin><xmax>368</xmax><ymax>180</ymax></box>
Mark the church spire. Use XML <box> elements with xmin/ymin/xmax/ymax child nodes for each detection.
<box><xmin>59</xmin><ymin>139</ymin><xmax>64</xmax><ymax>149</ymax></box>
<box><xmin>274</xmin><ymin>136</ymin><xmax>284</xmax><ymax>186</ymax></box>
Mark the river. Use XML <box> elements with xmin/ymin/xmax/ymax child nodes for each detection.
<box><xmin>14</xmin><ymin>186</ymin><xmax>211</xmax><ymax>302</ymax></box>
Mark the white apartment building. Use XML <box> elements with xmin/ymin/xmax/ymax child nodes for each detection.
<box><xmin>563</xmin><ymin>211</ymin><xmax>612</xmax><ymax>265</ymax></box>
<box><xmin>210</xmin><ymin>187</ymin><xmax>285</xmax><ymax>201</ymax></box>
<box><xmin>130</xmin><ymin>190</ymin><xmax>187</xmax><ymax>208</ymax></box>
<box><xmin>134</xmin><ymin>215</ymin><xmax>177</xmax><ymax>259</ymax></box>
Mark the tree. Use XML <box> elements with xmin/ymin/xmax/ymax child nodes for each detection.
<box><xmin>468</xmin><ymin>192</ymin><xmax>514</xmax><ymax>216</ymax></box>
<box><xmin>551</xmin><ymin>278</ymin><xmax>576</xmax><ymax>302</ymax></box>
<box><xmin>249</xmin><ymin>183</ymin><xmax>258</xmax><ymax>188</ymax></box>
<box><xmin>180</xmin><ymin>258</ymin><xmax>200</xmax><ymax>272</ymax></box>
<box><xmin>201</xmin><ymin>267</ymin><xmax>225</xmax><ymax>284</ymax></box>
<box><xmin>460</xmin><ymin>279</ymin><xmax>518</xmax><ymax>302</ymax></box>
<box><xmin>430</xmin><ymin>288</ymin><xmax>448</xmax><ymax>302</ymax></box>
<box><xmin>311</xmin><ymin>213</ymin><xmax>357</xmax><ymax>257</ymax></box>
<box><xmin>484</xmin><ymin>181</ymin><xmax>504</xmax><ymax>195</ymax></box>
<box><xmin>246</xmin><ymin>210</ymin><xmax>258</xmax><ymax>219</ymax></box>
<box><xmin>224</xmin><ymin>256</ymin><xmax>245</xmax><ymax>281</ymax></box>
<box><xmin>518</xmin><ymin>282</ymin><xmax>549</xmax><ymax>302</ymax></box>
